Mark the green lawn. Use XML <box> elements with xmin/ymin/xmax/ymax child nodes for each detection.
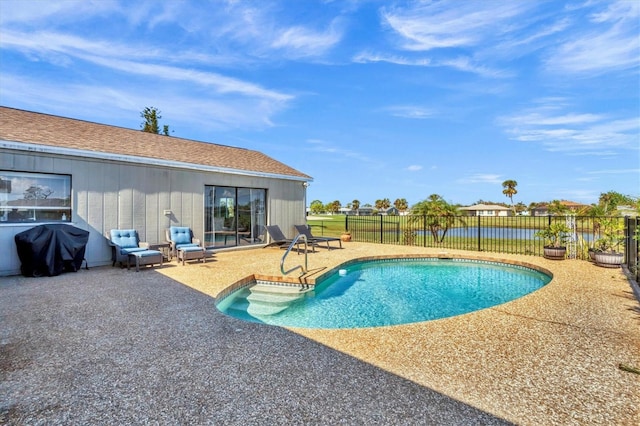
<box><xmin>306</xmin><ymin>214</ymin><xmax>347</xmax><ymax>237</ymax></box>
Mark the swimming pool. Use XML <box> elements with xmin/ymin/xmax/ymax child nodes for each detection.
<box><xmin>216</xmin><ymin>257</ymin><xmax>552</xmax><ymax>329</ymax></box>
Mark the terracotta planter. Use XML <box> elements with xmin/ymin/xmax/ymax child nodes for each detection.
<box><xmin>543</xmin><ymin>246</ymin><xmax>566</xmax><ymax>260</ymax></box>
<box><xmin>594</xmin><ymin>252</ymin><xmax>623</xmax><ymax>268</ymax></box>
<box><xmin>341</xmin><ymin>233</ymin><xmax>352</xmax><ymax>242</ymax></box>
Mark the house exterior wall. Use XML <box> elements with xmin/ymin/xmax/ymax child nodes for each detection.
<box><xmin>0</xmin><ymin>149</ymin><xmax>306</xmax><ymax>276</ymax></box>
<box><xmin>464</xmin><ymin>209</ymin><xmax>511</xmax><ymax>217</ymax></box>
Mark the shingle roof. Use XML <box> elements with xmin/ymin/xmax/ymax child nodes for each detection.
<box><xmin>0</xmin><ymin>106</ymin><xmax>311</xmax><ymax>180</ymax></box>
<box><xmin>533</xmin><ymin>201</ymin><xmax>588</xmax><ymax>209</ymax></box>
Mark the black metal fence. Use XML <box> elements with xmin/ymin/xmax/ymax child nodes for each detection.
<box><xmin>625</xmin><ymin>216</ymin><xmax>639</xmax><ymax>282</ymax></box>
<box><xmin>345</xmin><ymin>214</ymin><xmax>635</xmax><ymax>266</ymax></box>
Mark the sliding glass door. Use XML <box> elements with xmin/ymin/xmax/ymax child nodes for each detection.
<box><xmin>205</xmin><ymin>185</ymin><xmax>266</xmax><ymax>248</ymax></box>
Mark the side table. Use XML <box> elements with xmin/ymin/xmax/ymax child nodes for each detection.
<box><xmin>149</xmin><ymin>242</ymin><xmax>171</xmax><ymax>261</ymax></box>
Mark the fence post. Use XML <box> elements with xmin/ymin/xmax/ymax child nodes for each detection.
<box><xmin>423</xmin><ymin>215</ymin><xmax>427</xmax><ymax>247</ymax></box>
<box><xmin>636</xmin><ymin>217</ymin><xmax>639</xmax><ymax>283</ymax></box>
<box><xmin>477</xmin><ymin>215</ymin><xmax>481</xmax><ymax>252</ymax></box>
<box><xmin>624</xmin><ymin>216</ymin><xmax>629</xmax><ymax>264</ymax></box>
<box><xmin>379</xmin><ymin>214</ymin><xmax>383</xmax><ymax>244</ymax></box>
<box><xmin>624</xmin><ymin>216</ymin><xmax>638</xmax><ymax>280</ymax></box>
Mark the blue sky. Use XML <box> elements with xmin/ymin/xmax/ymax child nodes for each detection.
<box><xmin>1</xmin><ymin>0</ymin><xmax>638</xmax><ymax>207</ymax></box>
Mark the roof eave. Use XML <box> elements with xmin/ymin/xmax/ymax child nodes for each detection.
<box><xmin>1</xmin><ymin>139</ymin><xmax>312</xmax><ymax>182</ymax></box>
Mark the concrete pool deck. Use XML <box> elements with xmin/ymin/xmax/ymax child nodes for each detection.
<box><xmin>1</xmin><ymin>242</ymin><xmax>639</xmax><ymax>425</ymax></box>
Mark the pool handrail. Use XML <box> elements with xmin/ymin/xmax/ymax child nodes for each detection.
<box><xmin>280</xmin><ymin>233</ymin><xmax>308</xmax><ymax>276</ymax></box>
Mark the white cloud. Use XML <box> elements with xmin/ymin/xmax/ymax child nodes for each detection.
<box><xmin>352</xmin><ymin>51</ymin><xmax>431</xmax><ymax>66</ymax></box>
<box><xmin>271</xmin><ymin>20</ymin><xmax>343</xmax><ymax>58</ymax></box>
<box><xmin>0</xmin><ymin>73</ymin><xmax>288</xmax><ymax>131</ymax></box>
<box><xmin>0</xmin><ymin>0</ymin><xmax>119</xmax><ymax>25</ymax></box>
<box><xmin>588</xmin><ymin>168</ymin><xmax>640</xmax><ymax>176</ymax></box>
<box><xmin>1</xmin><ymin>1</ymin><xmax>343</xmax><ymax>64</ymax></box>
<box><xmin>352</xmin><ymin>51</ymin><xmax>506</xmax><ymax>78</ymax></box>
<box><xmin>1</xmin><ymin>29</ymin><xmax>293</xmax><ymax>103</ymax></box>
<box><xmin>544</xmin><ymin>1</ymin><xmax>640</xmax><ymax>74</ymax></box>
<box><xmin>378</xmin><ymin>0</ymin><xmax>639</xmax><ymax>78</ymax></box>
<box><xmin>498</xmin><ymin>101</ymin><xmax>639</xmax><ymax>155</ymax></box>
<box><xmin>406</xmin><ymin>165</ymin><xmax>422</xmax><ymax>172</ymax></box>
<box><xmin>385</xmin><ymin>105</ymin><xmax>435</xmax><ymax>119</ymax></box>
<box><xmin>458</xmin><ymin>174</ymin><xmax>503</xmax><ymax>184</ymax></box>
<box><xmin>90</xmin><ymin>56</ymin><xmax>292</xmax><ymax>101</ymax></box>
<box><xmin>306</xmin><ymin>139</ymin><xmax>378</xmax><ymax>165</ymax></box>
<box><xmin>381</xmin><ymin>2</ymin><xmax>532</xmax><ymax>51</ymax></box>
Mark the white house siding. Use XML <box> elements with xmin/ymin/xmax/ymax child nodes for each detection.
<box><xmin>0</xmin><ymin>149</ymin><xmax>306</xmax><ymax>276</ymax></box>
<box><xmin>267</xmin><ymin>180</ymin><xmax>306</xmax><ymax>238</ymax></box>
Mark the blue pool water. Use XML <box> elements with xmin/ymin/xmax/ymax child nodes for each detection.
<box><xmin>217</xmin><ymin>258</ymin><xmax>551</xmax><ymax>329</ymax></box>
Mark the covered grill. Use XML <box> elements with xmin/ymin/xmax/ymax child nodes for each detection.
<box><xmin>14</xmin><ymin>224</ymin><xmax>89</xmax><ymax>277</ymax></box>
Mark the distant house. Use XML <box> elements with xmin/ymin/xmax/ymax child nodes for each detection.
<box><xmin>341</xmin><ymin>206</ymin><xmax>374</xmax><ymax>216</ymax></box>
<box><xmin>617</xmin><ymin>205</ymin><xmax>638</xmax><ymax>217</ymax></box>
<box><xmin>0</xmin><ymin>107</ymin><xmax>311</xmax><ymax>276</ymax></box>
<box><xmin>381</xmin><ymin>206</ymin><xmax>399</xmax><ymax>216</ymax></box>
<box><xmin>459</xmin><ymin>204</ymin><xmax>513</xmax><ymax>217</ymax></box>
<box><xmin>531</xmin><ymin>201</ymin><xmax>588</xmax><ymax>216</ymax></box>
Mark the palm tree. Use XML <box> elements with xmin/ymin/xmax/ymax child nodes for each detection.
<box><xmin>375</xmin><ymin>198</ymin><xmax>391</xmax><ymax>214</ymax></box>
<box><xmin>351</xmin><ymin>199</ymin><xmax>360</xmax><ymax>215</ymax></box>
<box><xmin>326</xmin><ymin>200</ymin><xmax>341</xmax><ymax>214</ymax></box>
<box><xmin>410</xmin><ymin>194</ymin><xmax>463</xmax><ymax>243</ymax></box>
<box><xmin>394</xmin><ymin>198</ymin><xmax>408</xmax><ymax>214</ymax></box>
<box><xmin>582</xmin><ymin>203</ymin><xmax>606</xmax><ymax>242</ymax></box>
<box><xmin>502</xmin><ymin>180</ymin><xmax>518</xmax><ymax>213</ymax></box>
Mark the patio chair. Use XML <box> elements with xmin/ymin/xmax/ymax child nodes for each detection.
<box><xmin>264</xmin><ymin>225</ymin><xmax>314</xmax><ymax>252</ymax></box>
<box><xmin>166</xmin><ymin>226</ymin><xmax>206</xmax><ymax>265</ymax></box>
<box><xmin>294</xmin><ymin>224</ymin><xmax>342</xmax><ymax>250</ymax></box>
<box><xmin>106</xmin><ymin>229</ymin><xmax>162</xmax><ymax>270</ymax></box>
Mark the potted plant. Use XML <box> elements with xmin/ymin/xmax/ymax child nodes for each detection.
<box><xmin>535</xmin><ymin>222</ymin><xmax>570</xmax><ymax>260</ymax></box>
<box><xmin>593</xmin><ymin>218</ymin><xmax>625</xmax><ymax>268</ymax></box>
<box><xmin>340</xmin><ymin>230</ymin><xmax>352</xmax><ymax>242</ymax></box>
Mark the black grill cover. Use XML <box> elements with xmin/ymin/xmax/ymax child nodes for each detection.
<box><xmin>14</xmin><ymin>224</ymin><xmax>89</xmax><ymax>277</ymax></box>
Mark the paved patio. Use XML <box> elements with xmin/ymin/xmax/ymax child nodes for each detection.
<box><xmin>1</xmin><ymin>243</ymin><xmax>639</xmax><ymax>425</ymax></box>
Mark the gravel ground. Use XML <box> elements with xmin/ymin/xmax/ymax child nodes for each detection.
<box><xmin>1</xmin><ymin>242</ymin><xmax>639</xmax><ymax>425</ymax></box>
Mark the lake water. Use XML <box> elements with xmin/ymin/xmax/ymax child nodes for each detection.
<box><xmin>416</xmin><ymin>227</ymin><xmax>593</xmax><ymax>241</ymax></box>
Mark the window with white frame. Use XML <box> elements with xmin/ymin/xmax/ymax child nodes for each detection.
<box><xmin>0</xmin><ymin>171</ymin><xmax>71</xmax><ymax>223</ymax></box>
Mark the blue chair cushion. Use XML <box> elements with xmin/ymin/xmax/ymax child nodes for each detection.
<box><xmin>120</xmin><ymin>247</ymin><xmax>147</xmax><ymax>255</ymax></box>
<box><xmin>170</xmin><ymin>227</ymin><xmax>192</xmax><ymax>245</ymax></box>
<box><xmin>179</xmin><ymin>246</ymin><xmax>204</xmax><ymax>253</ymax></box>
<box><xmin>110</xmin><ymin>229</ymin><xmax>139</xmax><ymax>249</ymax></box>
<box><xmin>176</xmin><ymin>243</ymin><xmax>200</xmax><ymax>250</ymax></box>
<box><xmin>130</xmin><ymin>249</ymin><xmax>162</xmax><ymax>258</ymax></box>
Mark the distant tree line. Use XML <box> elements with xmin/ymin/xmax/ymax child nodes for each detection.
<box><xmin>309</xmin><ymin>190</ymin><xmax>638</xmax><ymax>217</ymax></box>
<box><xmin>309</xmin><ymin>197</ymin><xmax>412</xmax><ymax>215</ymax></box>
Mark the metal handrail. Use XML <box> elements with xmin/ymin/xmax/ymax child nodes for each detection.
<box><xmin>280</xmin><ymin>234</ymin><xmax>308</xmax><ymax>276</ymax></box>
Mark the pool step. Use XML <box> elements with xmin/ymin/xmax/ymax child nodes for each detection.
<box><xmin>227</xmin><ymin>284</ymin><xmax>312</xmax><ymax>317</ymax></box>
